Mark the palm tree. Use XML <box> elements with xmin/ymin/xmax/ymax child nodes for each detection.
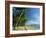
<box><xmin>13</xmin><ymin>8</ymin><xmax>27</xmax><ymax>30</ymax></box>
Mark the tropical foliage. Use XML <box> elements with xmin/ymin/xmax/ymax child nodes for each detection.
<box><xmin>13</xmin><ymin>8</ymin><xmax>27</xmax><ymax>30</ymax></box>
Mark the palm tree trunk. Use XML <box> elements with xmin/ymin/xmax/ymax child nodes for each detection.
<box><xmin>16</xmin><ymin>12</ymin><xmax>23</xmax><ymax>30</ymax></box>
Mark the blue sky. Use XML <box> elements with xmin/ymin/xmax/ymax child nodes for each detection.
<box><xmin>13</xmin><ymin>7</ymin><xmax>40</xmax><ymax>25</ymax></box>
<box><xmin>25</xmin><ymin>8</ymin><xmax>40</xmax><ymax>25</ymax></box>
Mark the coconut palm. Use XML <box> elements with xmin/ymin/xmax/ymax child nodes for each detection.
<box><xmin>13</xmin><ymin>8</ymin><xmax>27</xmax><ymax>30</ymax></box>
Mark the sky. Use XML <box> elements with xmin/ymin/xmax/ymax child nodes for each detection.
<box><xmin>25</xmin><ymin>8</ymin><xmax>40</xmax><ymax>25</ymax></box>
<box><xmin>13</xmin><ymin>7</ymin><xmax>40</xmax><ymax>25</ymax></box>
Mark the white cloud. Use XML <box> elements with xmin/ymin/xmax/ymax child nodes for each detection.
<box><xmin>25</xmin><ymin>20</ymin><xmax>39</xmax><ymax>25</ymax></box>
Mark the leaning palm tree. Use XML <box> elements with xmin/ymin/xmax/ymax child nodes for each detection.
<box><xmin>13</xmin><ymin>8</ymin><xmax>27</xmax><ymax>30</ymax></box>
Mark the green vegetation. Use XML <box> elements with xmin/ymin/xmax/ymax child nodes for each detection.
<box><xmin>13</xmin><ymin>8</ymin><xmax>27</xmax><ymax>30</ymax></box>
<box><xmin>14</xmin><ymin>26</ymin><xmax>36</xmax><ymax>30</ymax></box>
